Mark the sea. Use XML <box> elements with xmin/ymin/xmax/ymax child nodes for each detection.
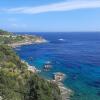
<box><xmin>15</xmin><ymin>32</ymin><xmax>100</xmax><ymax>100</ymax></box>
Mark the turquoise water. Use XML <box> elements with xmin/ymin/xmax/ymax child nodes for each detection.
<box><xmin>15</xmin><ymin>32</ymin><xmax>100</xmax><ymax>100</ymax></box>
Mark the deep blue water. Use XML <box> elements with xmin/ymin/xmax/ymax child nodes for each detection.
<box><xmin>15</xmin><ymin>32</ymin><xmax>100</xmax><ymax>100</ymax></box>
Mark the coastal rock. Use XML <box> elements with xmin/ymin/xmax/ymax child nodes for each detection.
<box><xmin>58</xmin><ymin>82</ymin><xmax>73</xmax><ymax>100</ymax></box>
<box><xmin>54</xmin><ymin>72</ymin><xmax>66</xmax><ymax>82</ymax></box>
<box><xmin>52</xmin><ymin>72</ymin><xmax>73</xmax><ymax>100</ymax></box>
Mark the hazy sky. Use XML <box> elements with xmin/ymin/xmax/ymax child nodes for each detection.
<box><xmin>0</xmin><ymin>0</ymin><xmax>100</xmax><ymax>32</ymax></box>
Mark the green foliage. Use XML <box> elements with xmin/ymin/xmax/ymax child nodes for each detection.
<box><xmin>0</xmin><ymin>45</ymin><xmax>61</xmax><ymax>100</ymax></box>
<box><xmin>25</xmin><ymin>74</ymin><xmax>61</xmax><ymax>100</ymax></box>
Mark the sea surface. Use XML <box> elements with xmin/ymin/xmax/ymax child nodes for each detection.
<box><xmin>15</xmin><ymin>32</ymin><xmax>100</xmax><ymax>100</ymax></box>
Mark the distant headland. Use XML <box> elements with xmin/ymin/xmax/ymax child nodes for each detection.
<box><xmin>0</xmin><ymin>29</ymin><xmax>47</xmax><ymax>48</ymax></box>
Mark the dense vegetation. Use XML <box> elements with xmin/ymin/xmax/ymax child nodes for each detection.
<box><xmin>0</xmin><ymin>29</ymin><xmax>61</xmax><ymax>100</ymax></box>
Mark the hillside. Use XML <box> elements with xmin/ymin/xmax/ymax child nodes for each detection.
<box><xmin>0</xmin><ymin>45</ymin><xmax>61</xmax><ymax>100</ymax></box>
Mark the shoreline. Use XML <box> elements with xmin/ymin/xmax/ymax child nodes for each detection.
<box><xmin>22</xmin><ymin>59</ymin><xmax>73</xmax><ymax>100</ymax></box>
<box><xmin>8</xmin><ymin>39</ymin><xmax>48</xmax><ymax>48</ymax></box>
<box><xmin>14</xmin><ymin>40</ymin><xmax>73</xmax><ymax>100</ymax></box>
<box><xmin>21</xmin><ymin>60</ymin><xmax>41</xmax><ymax>73</ymax></box>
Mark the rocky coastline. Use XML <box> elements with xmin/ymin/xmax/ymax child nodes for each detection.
<box><xmin>22</xmin><ymin>60</ymin><xmax>73</xmax><ymax>100</ymax></box>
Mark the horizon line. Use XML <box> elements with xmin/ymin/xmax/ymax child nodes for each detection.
<box><xmin>11</xmin><ymin>31</ymin><xmax>100</xmax><ymax>33</ymax></box>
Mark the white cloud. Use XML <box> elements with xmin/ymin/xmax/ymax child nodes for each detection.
<box><xmin>2</xmin><ymin>0</ymin><xmax>100</xmax><ymax>14</ymax></box>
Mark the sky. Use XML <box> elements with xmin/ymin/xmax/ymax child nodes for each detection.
<box><xmin>0</xmin><ymin>0</ymin><xmax>100</xmax><ymax>32</ymax></box>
